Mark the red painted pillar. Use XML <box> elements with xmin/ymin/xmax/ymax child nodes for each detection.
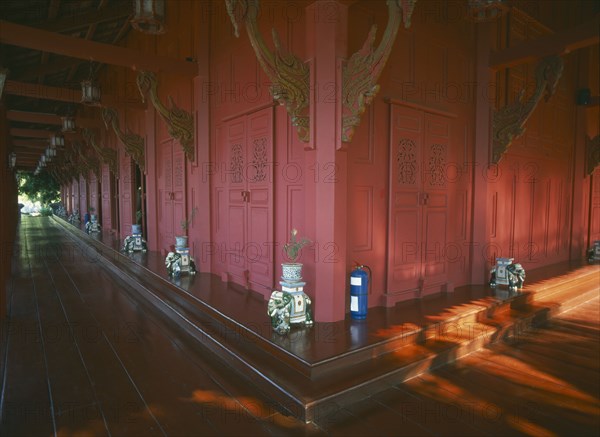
<box><xmin>305</xmin><ymin>1</ymin><xmax>349</xmax><ymax>322</ymax></box>
<box><xmin>470</xmin><ymin>22</ymin><xmax>492</xmax><ymax>284</ymax></box>
<box><xmin>570</xmin><ymin>50</ymin><xmax>591</xmax><ymax>260</ymax></box>
<box><xmin>143</xmin><ymin>105</ymin><xmax>158</xmax><ymax>250</ymax></box>
<box><xmin>189</xmin><ymin>10</ymin><xmax>211</xmax><ymax>272</ymax></box>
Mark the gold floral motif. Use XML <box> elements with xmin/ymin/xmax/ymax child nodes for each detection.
<box><xmin>102</xmin><ymin>107</ymin><xmax>145</xmax><ymax>172</ymax></box>
<box><xmin>226</xmin><ymin>0</ymin><xmax>310</xmax><ymax>142</ymax></box>
<box><xmin>342</xmin><ymin>0</ymin><xmax>416</xmax><ymax>143</ymax></box>
<box><xmin>136</xmin><ymin>71</ymin><xmax>195</xmax><ymax>161</ymax></box>
<box><xmin>492</xmin><ymin>56</ymin><xmax>564</xmax><ymax>163</ymax></box>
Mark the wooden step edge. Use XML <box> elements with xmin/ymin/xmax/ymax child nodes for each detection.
<box><xmin>51</xmin><ymin>216</ymin><xmax>323</xmax><ymax>376</ymax></box>
<box><xmin>524</xmin><ymin>267</ymin><xmax>600</xmax><ymax>294</ymax></box>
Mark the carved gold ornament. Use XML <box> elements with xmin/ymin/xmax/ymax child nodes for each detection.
<box><xmin>342</xmin><ymin>0</ymin><xmax>415</xmax><ymax>143</ymax></box>
<box><xmin>492</xmin><ymin>55</ymin><xmax>564</xmax><ymax>164</ymax></box>
<box><xmin>72</xmin><ymin>141</ymin><xmax>93</xmax><ymax>178</ymax></box>
<box><xmin>136</xmin><ymin>71</ymin><xmax>195</xmax><ymax>161</ymax></box>
<box><xmin>82</xmin><ymin>128</ymin><xmax>118</xmax><ymax>178</ymax></box>
<box><xmin>225</xmin><ymin>0</ymin><xmax>310</xmax><ymax>142</ymax></box>
<box><xmin>102</xmin><ymin>107</ymin><xmax>145</xmax><ymax>172</ymax></box>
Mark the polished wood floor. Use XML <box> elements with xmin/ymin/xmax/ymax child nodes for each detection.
<box><xmin>1</xmin><ymin>216</ymin><xmax>599</xmax><ymax>436</ymax></box>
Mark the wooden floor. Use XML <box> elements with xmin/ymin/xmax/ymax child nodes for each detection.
<box><xmin>1</xmin><ymin>216</ymin><xmax>599</xmax><ymax>436</ymax></box>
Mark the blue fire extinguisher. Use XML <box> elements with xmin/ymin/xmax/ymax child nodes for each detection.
<box><xmin>350</xmin><ymin>263</ymin><xmax>371</xmax><ymax>320</ymax></box>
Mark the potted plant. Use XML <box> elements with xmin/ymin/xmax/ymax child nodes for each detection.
<box><xmin>176</xmin><ymin>207</ymin><xmax>198</xmax><ymax>249</ymax></box>
<box><xmin>282</xmin><ymin>228</ymin><xmax>311</xmax><ymax>282</ymax></box>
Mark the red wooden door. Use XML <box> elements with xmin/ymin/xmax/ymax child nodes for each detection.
<box><xmin>590</xmin><ymin>167</ymin><xmax>600</xmax><ymax>243</ymax></box>
<box><xmin>158</xmin><ymin>139</ymin><xmax>186</xmax><ymax>252</ymax></box>
<box><xmin>224</xmin><ymin>107</ymin><xmax>273</xmax><ymax>293</ymax></box>
<box><xmin>101</xmin><ymin>165</ymin><xmax>112</xmax><ymax>230</ymax></box>
<box><xmin>79</xmin><ymin>175</ymin><xmax>87</xmax><ymax>217</ymax></box>
<box><xmin>421</xmin><ymin>114</ymin><xmax>450</xmax><ymax>290</ymax></box>
<box><xmin>388</xmin><ymin>105</ymin><xmax>450</xmax><ymax>298</ymax></box>
<box><xmin>89</xmin><ymin>171</ymin><xmax>99</xmax><ymax>219</ymax></box>
<box><xmin>246</xmin><ymin>109</ymin><xmax>273</xmax><ymax>290</ymax></box>
<box><xmin>226</xmin><ymin>119</ymin><xmax>247</xmax><ymax>281</ymax></box>
<box><xmin>72</xmin><ymin>179</ymin><xmax>79</xmax><ymax>215</ymax></box>
<box><xmin>120</xmin><ymin>157</ymin><xmax>134</xmax><ymax>237</ymax></box>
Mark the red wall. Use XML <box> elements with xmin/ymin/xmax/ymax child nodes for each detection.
<box><xmin>54</xmin><ymin>0</ymin><xmax>598</xmax><ymax>323</ymax></box>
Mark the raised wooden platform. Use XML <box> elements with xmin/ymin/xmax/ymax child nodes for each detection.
<box><xmin>51</xmin><ymin>216</ymin><xmax>600</xmax><ymax>423</ymax></box>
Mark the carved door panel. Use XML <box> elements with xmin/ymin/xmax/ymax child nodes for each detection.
<box><xmin>224</xmin><ymin>107</ymin><xmax>274</xmax><ymax>293</ymax></box>
<box><xmin>158</xmin><ymin>139</ymin><xmax>187</xmax><ymax>253</ymax></box>
<box><xmin>388</xmin><ymin>106</ymin><xmax>449</xmax><ymax>298</ymax></box>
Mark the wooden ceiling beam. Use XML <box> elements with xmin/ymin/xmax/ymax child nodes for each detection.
<box><xmin>66</xmin><ymin>0</ymin><xmax>110</xmax><ymax>83</ymax></box>
<box><xmin>0</xmin><ymin>20</ymin><xmax>198</xmax><ymax>76</ymax></box>
<box><xmin>4</xmin><ymin>80</ymin><xmax>146</xmax><ymax>109</ymax></box>
<box><xmin>10</xmin><ymin>129</ymin><xmax>82</xmax><ymax>141</ymax></box>
<box><xmin>38</xmin><ymin>0</ymin><xmax>61</xmax><ymax>84</ymax></box>
<box><xmin>7</xmin><ymin>110</ymin><xmax>61</xmax><ymax>125</ymax></box>
<box><xmin>20</xmin><ymin>58</ymin><xmax>82</xmax><ymax>82</ymax></box>
<box><xmin>490</xmin><ymin>18</ymin><xmax>600</xmax><ymax>69</ymax></box>
<box><xmin>6</xmin><ymin>111</ymin><xmax>104</xmax><ymax>130</ymax></box>
<box><xmin>13</xmin><ymin>138</ymin><xmax>48</xmax><ymax>147</ymax></box>
<box><xmin>10</xmin><ymin>128</ymin><xmax>54</xmax><ymax>138</ymax></box>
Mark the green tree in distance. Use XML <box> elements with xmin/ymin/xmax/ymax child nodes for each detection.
<box><xmin>18</xmin><ymin>170</ymin><xmax>60</xmax><ymax>206</ymax></box>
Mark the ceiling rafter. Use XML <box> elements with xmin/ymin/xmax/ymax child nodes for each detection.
<box><xmin>19</xmin><ymin>58</ymin><xmax>82</xmax><ymax>82</ymax></box>
<box><xmin>39</xmin><ymin>2</ymin><xmax>131</xmax><ymax>34</ymax></box>
<box><xmin>38</xmin><ymin>0</ymin><xmax>61</xmax><ymax>84</ymax></box>
<box><xmin>490</xmin><ymin>17</ymin><xmax>600</xmax><ymax>69</ymax></box>
<box><xmin>65</xmin><ymin>0</ymin><xmax>110</xmax><ymax>84</ymax></box>
<box><xmin>7</xmin><ymin>109</ymin><xmax>104</xmax><ymax>128</ymax></box>
<box><xmin>5</xmin><ymin>80</ymin><xmax>146</xmax><ymax>109</ymax></box>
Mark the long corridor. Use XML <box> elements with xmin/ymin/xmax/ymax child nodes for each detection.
<box><xmin>1</xmin><ymin>216</ymin><xmax>599</xmax><ymax>436</ymax></box>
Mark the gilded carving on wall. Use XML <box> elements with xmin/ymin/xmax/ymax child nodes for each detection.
<box><xmin>82</xmin><ymin>128</ymin><xmax>118</xmax><ymax>178</ymax></box>
<box><xmin>73</xmin><ymin>141</ymin><xmax>96</xmax><ymax>178</ymax></box>
<box><xmin>102</xmin><ymin>107</ymin><xmax>146</xmax><ymax>172</ymax></box>
<box><xmin>136</xmin><ymin>71</ymin><xmax>195</xmax><ymax>162</ymax></box>
<box><xmin>225</xmin><ymin>0</ymin><xmax>310</xmax><ymax>142</ymax></box>
<box><xmin>492</xmin><ymin>55</ymin><xmax>564</xmax><ymax>164</ymax></box>
<box><xmin>342</xmin><ymin>0</ymin><xmax>416</xmax><ymax>143</ymax></box>
<box><xmin>587</xmin><ymin>135</ymin><xmax>600</xmax><ymax>176</ymax></box>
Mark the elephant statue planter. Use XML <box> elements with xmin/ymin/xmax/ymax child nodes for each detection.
<box><xmin>489</xmin><ymin>257</ymin><xmax>526</xmax><ymax>292</ymax></box>
<box><xmin>165</xmin><ymin>250</ymin><xmax>197</xmax><ymax>277</ymax></box>
<box><xmin>587</xmin><ymin>241</ymin><xmax>600</xmax><ymax>263</ymax></box>
<box><xmin>68</xmin><ymin>211</ymin><xmax>80</xmax><ymax>225</ymax></box>
<box><xmin>85</xmin><ymin>214</ymin><xmax>101</xmax><ymax>233</ymax></box>
<box><xmin>122</xmin><ymin>224</ymin><xmax>147</xmax><ymax>253</ymax></box>
<box><xmin>267</xmin><ymin>287</ymin><xmax>313</xmax><ymax>335</ymax></box>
